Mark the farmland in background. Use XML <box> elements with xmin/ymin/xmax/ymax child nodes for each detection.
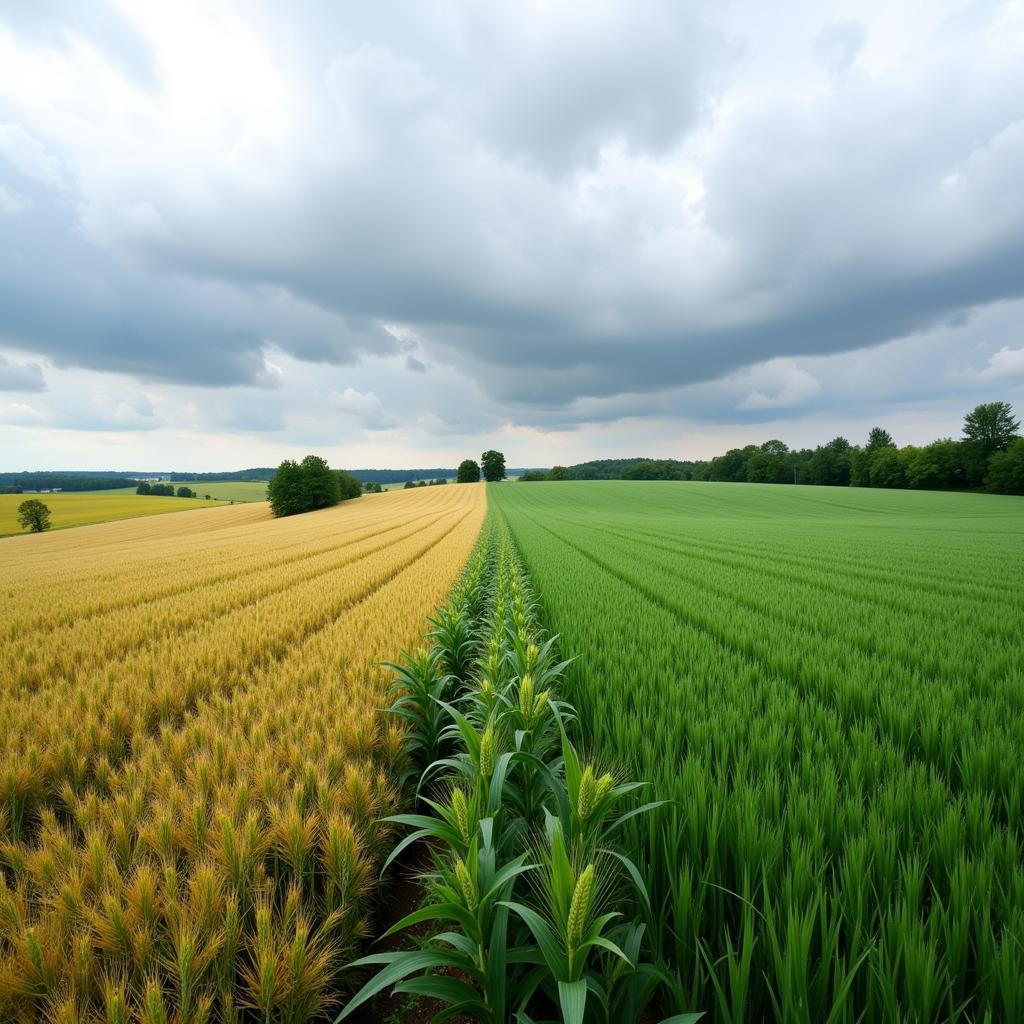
<box><xmin>0</xmin><ymin>484</ymin><xmax>486</xmax><ymax>1018</ymax></box>
<box><xmin>0</xmin><ymin>491</ymin><xmax>224</xmax><ymax>536</ymax></box>
<box><xmin>492</xmin><ymin>480</ymin><xmax>1024</xmax><ymax>1023</ymax></box>
<box><xmin>89</xmin><ymin>479</ymin><xmax>270</xmax><ymax>503</ymax></box>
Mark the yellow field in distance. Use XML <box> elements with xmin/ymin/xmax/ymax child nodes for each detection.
<box><xmin>0</xmin><ymin>483</ymin><xmax>486</xmax><ymax>1020</ymax></box>
<box><xmin>0</xmin><ymin>490</ymin><xmax>224</xmax><ymax>536</ymax></box>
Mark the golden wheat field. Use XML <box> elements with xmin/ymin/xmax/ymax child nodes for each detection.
<box><xmin>0</xmin><ymin>484</ymin><xmax>486</xmax><ymax>1022</ymax></box>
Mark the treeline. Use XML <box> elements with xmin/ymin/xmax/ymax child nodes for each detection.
<box><xmin>267</xmin><ymin>456</ymin><xmax>363</xmax><ymax>517</ymax></box>
<box><xmin>402</xmin><ymin>477</ymin><xmax>448</xmax><ymax>488</ymax></box>
<box><xmin>0</xmin><ymin>472</ymin><xmax>139</xmax><ymax>492</ymax></box>
<box><xmin>352</xmin><ymin>467</ymin><xmax>455</xmax><ymax>485</ymax></box>
<box><xmin>136</xmin><ymin>483</ymin><xmax>199</xmax><ymax>498</ymax></box>
<box><xmin>695</xmin><ymin>402</ymin><xmax>1022</xmax><ymax>495</ymax></box>
<box><xmin>168</xmin><ymin>468</ymin><xmax>276</xmax><ymax>482</ymax></box>
<box><xmin>521</xmin><ymin>457</ymin><xmax>699</xmax><ymax>482</ymax></box>
<box><xmin>520</xmin><ymin>402</ymin><xmax>1023</xmax><ymax>496</ymax></box>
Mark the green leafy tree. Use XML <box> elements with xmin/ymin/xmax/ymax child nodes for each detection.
<box><xmin>267</xmin><ymin>459</ymin><xmax>305</xmax><ymax>517</ymax></box>
<box><xmin>481</xmin><ymin>450</ymin><xmax>506</xmax><ymax>482</ymax></box>
<box><xmin>745</xmin><ymin>440</ymin><xmax>790</xmax><ymax>484</ymax></box>
<box><xmin>457</xmin><ymin>459</ymin><xmax>481</xmax><ymax>483</ymax></box>
<box><xmin>300</xmin><ymin>454</ymin><xmax>340</xmax><ymax>510</ymax></box>
<box><xmin>905</xmin><ymin>439</ymin><xmax>964</xmax><ymax>490</ymax></box>
<box><xmin>175</xmin><ymin>486</ymin><xmax>195</xmax><ymax>498</ymax></box>
<box><xmin>866</xmin><ymin>427</ymin><xmax>896</xmax><ymax>450</ymax></box>
<box><xmin>335</xmin><ymin>470</ymin><xmax>363</xmax><ymax>500</ymax></box>
<box><xmin>869</xmin><ymin>447</ymin><xmax>906</xmax><ymax>488</ymax></box>
<box><xmin>548</xmin><ymin>465</ymin><xmax>569</xmax><ymax>481</ymax></box>
<box><xmin>963</xmin><ymin>401</ymin><xmax>1020</xmax><ymax>457</ymax></box>
<box><xmin>17</xmin><ymin>499</ymin><xmax>51</xmax><ymax>533</ymax></box>
<box><xmin>135</xmin><ymin>482</ymin><xmax>151</xmax><ymax>495</ymax></box>
<box><xmin>985</xmin><ymin>437</ymin><xmax>1024</xmax><ymax>495</ymax></box>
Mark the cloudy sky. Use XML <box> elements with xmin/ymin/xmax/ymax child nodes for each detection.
<box><xmin>1</xmin><ymin>0</ymin><xmax>1023</xmax><ymax>471</ymax></box>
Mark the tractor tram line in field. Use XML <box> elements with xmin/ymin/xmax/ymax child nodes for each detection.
<box><xmin>0</xmin><ymin>492</ymin><xmax>460</xmax><ymax>640</ymax></box>
<box><xmin>2</xmin><ymin>504</ymin><xmax>475</xmax><ymax>688</ymax></box>
<box><xmin>533</xmin><ymin>514</ymin><xmax>1023</xmax><ymax>667</ymax></box>
<box><xmin>2</xmin><ymin>503</ymin><xmax>480</xmax><ymax>834</ymax></box>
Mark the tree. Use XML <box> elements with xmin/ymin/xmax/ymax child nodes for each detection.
<box><xmin>136</xmin><ymin>482</ymin><xmax>151</xmax><ymax>495</ymax></box>
<box><xmin>905</xmin><ymin>439</ymin><xmax>964</xmax><ymax>490</ymax></box>
<box><xmin>985</xmin><ymin>437</ymin><xmax>1024</xmax><ymax>495</ymax></box>
<box><xmin>364</xmin><ymin>481</ymin><xmax>383</xmax><ymax>493</ymax></box>
<box><xmin>547</xmin><ymin>465</ymin><xmax>569</xmax><ymax>481</ymax></box>
<box><xmin>300</xmin><ymin>455</ymin><xmax>340</xmax><ymax>510</ymax></box>
<box><xmin>744</xmin><ymin>440</ymin><xmax>790</xmax><ymax>484</ymax></box>
<box><xmin>480</xmin><ymin>450</ymin><xmax>506</xmax><ymax>482</ymax></box>
<box><xmin>866</xmin><ymin>427</ymin><xmax>895</xmax><ymax>450</ymax></box>
<box><xmin>869</xmin><ymin>447</ymin><xmax>906</xmax><ymax>488</ymax></box>
<box><xmin>267</xmin><ymin>460</ymin><xmax>305</xmax><ymax>517</ymax></box>
<box><xmin>519</xmin><ymin>470</ymin><xmax>548</xmax><ymax>482</ymax></box>
<box><xmin>335</xmin><ymin>470</ymin><xmax>363</xmax><ymax>500</ymax></box>
<box><xmin>17</xmin><ymin>499</ymin><xmax>51</xmax><ymax>533</ymax></box>
<box><xmin>963</xmin><ymin>401</ymin><xmax>1020</xmax><ymax>458</ymax></box>
<box><xmin>457</xmin><ymin>459</ymin><xmax>481</xmax><ymax>483</ymax></box>
<box><xmin>176</xmin><ymin>486</ymin><xmax>195</xmax><ymax>498</ymax></box>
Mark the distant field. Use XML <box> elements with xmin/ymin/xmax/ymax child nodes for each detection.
<box><xmin>493</xmin><ymin>480</ymin><xmax>1024</xmax><ymax>1023</ymax></box>
<box><xmin>0</xmin><ymin>491</ymin><xmax>223</xmax><ymax>536</ymax></box>
<box><xmin>88</xmin><ymin>479</ymin><xmax>269</xmax><ymax>502</ymax></box>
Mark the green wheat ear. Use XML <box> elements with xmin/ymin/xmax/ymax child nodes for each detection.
<box><xmin>567</xmin><ymin>863</ymin><xmax>596</xmax><ymax>949</ymax></box>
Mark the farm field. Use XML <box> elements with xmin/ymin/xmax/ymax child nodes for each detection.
<box><xmin>0</xmin><ymin>491</ymin><xmax>224</xmax><ymax>536</ymax></box>
<box><xmin>491</xmin><ymin>480</ymin><xmax>1024</xmax><ymax>1023</ymax></box>
<box><xmin>0</xmin><ymin>484</ymin><xmax>486</xmax><ymax>1020</ymax></box>
<box><xmin>89</xmin><ymin>479</ymin><xmax>270</xmax><ymax>502</ymax></box>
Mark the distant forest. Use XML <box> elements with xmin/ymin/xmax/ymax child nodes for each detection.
<box><xmin>520</xmin><ymin>401</ymin><xmax>1024</xmax><ymax>496</ymax></box>
<box><xmin>0</xmin><ymin>472</ymin><xmax>138</xmax><ymax>492</ymax></box>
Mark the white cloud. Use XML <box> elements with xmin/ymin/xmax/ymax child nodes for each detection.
<box><xmin>979</xmin><ymin>346</ymin><xmax>1024</xmax><ymax>381</ymax></box>
<box><xmin>737</xmin><ymin>359</ymin><xmax>821</xmax><ymax>410</ymax></box>
<box><xmin>0</xmin><ymin>123</ymin><xmax>66</xmax><ymax>189</ymax></box>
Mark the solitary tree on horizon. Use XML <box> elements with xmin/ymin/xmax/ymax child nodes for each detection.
<box><xmin>481</xmin><ymin>450</ymin><xmax>506</xmax><ymax>482</ymax></box>
<box><xmin>457</xmin><ymin>459</ymin><xmax>481</xmax><ymax>483</ymax></box>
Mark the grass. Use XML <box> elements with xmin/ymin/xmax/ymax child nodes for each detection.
<box><xmin>0</xmin><ymin>491</ymin><xmax>224</xmax><ymax>536</ymax></box>
<box><xmin>491</xmin><ymin>480</ymin><xmax>1024</xmax><ymax>1023</ymax></box>
<box><xmin>86</xmin><ymin>479</ymin><xmax>270</xmax><ymax>502</ymax></box>
<box><xmin>0</xmin><ymin>484</ymin><xmax>487</xmax><ymax>1020</ymax></box>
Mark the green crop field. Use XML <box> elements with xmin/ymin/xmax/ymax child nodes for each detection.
<box><xmin>87</xmin><ymin>479</ymin><xmax>269</xmax><ymax>502</ymax></box>
<box><xmin>491</xmin><ymin>480</ymin><xmax>1024</xmax><ymax>1023</ymax></box>
<box><xmin>0</xmin><ymin>492</ymin><xmax>224</xmax><ymax>536</ymax></box>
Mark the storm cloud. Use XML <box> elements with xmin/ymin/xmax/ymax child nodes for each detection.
<box><xmin>0</xmin><ymin>0</ymin><xmax>1022</xmax><ymax>467</ymax></box>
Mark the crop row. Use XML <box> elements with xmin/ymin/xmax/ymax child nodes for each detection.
<box><xmin>492</xmin><ymin>481</ymin><xmax>1024</xmax><ymax>1023</ymax></box>
<box><xmin>0</xmin><ymin>486</ymin><xmax>486</xmax><ymax>1021</ymax></box>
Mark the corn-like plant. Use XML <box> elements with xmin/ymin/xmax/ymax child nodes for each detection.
<box><xmin>340</xmin><ymin>515</ymin><xmax>699</xmax><ymax>1024</ymax></box>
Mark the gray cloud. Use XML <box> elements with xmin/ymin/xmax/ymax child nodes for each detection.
<box><xmin>0</xmin><ymin>0</ymin><xmax>1022</xmax><ymax>464</ymax></box>
<box><xmin>0</xmin><ymin>353</ymin><xmax>46</xmax><ymax>391</ymax></box>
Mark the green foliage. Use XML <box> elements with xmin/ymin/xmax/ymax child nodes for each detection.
<box><xmin>136</xmin><ymin>482</ymin><xmax>151</xmax><ymax>494</ymax></box>
<box><xmin>520</xmin><ymin>469</ymin><xmax>550</xmax><ymax>481</ymax></box>
<box><xmin>175</xmin><ymin>486</ymin><xmax>195</xmax><ymax>498</ymax></box>
<box><xmin>340</xmin><ymin>518</ymin><xmax>691</xmax><ymax>1024</ymax></box>
<box><xmin>267</xmin><ymin>457</ymin><xmax>356</xmax><ymax>517</ymax></box>
<box><xmin>481</xmin><ymin>450</ymin><xmax>507</xmax><ymax>482</ymax></box>
<box><xmin>458</xmin><ymin>459</ymin><xmax>482</xmax><ymax>483</ymax></box>
<box><xmin>865</xmin><ymin>426</ymin><xmax>896</xmax><ymax>450</ymax></box>
<box><xmin>16</xmin><ymin>498</ymin><xmax>51</xmax><ymax>533</ymax></box>
<box><xmin>335</xmin><ymin>470</ymin><xmax>363</xmax><ymax>500</ymax></box>
<box><xmin>985</xmin><ymin>436</ymin><xmax>1024</xmax><ymax>494</ymax></box>
<box><xmin>867</xmin><ymin>446</ymin><xmax>906</xmax><ymax>488</ymax></box>
<box><xmin>491</xmin><ymin>480</ymin><xmax>1024</xmax><ymax>1023</ymax></box>
<box><xmin>963</xmin><ymin>400</ymin><xmax>1021</xmax><ymax>457</ymax></box>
